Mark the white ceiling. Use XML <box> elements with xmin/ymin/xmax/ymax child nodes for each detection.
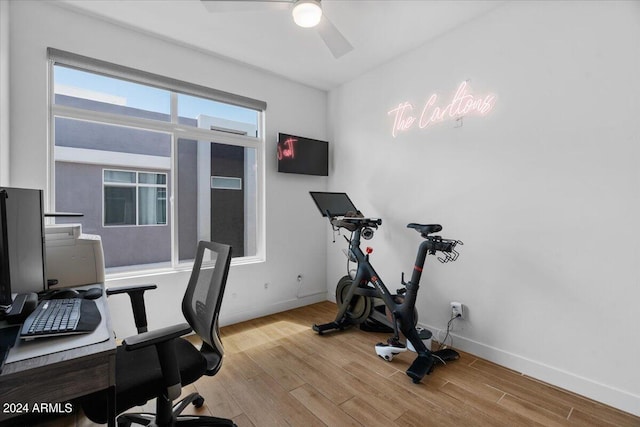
<box><xmin>59</xmin><ymin>0</ymin><xmax>505</xmax><ymax>91</ymax></box>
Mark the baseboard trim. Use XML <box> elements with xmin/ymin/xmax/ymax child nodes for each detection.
<box><xmin>421</xmin><ymin>322</ymin><xmax>640</xmax><ymax>417</ymax></box>
<box><xmin>219</xmin><ymin>292</ymin><xmax>329</xmax><ymax>328</ymax></box>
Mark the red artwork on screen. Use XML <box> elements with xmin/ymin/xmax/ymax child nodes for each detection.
<box><xmin>277</xmin><ymin>137</ymin><xmax>297</xmax><ymax>160</ymax></box>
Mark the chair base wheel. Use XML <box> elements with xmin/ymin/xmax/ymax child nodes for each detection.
<box><xmin>193</xmin><ymin>395</ymin><xmax>205</xmax><ymax>408</ymax></box>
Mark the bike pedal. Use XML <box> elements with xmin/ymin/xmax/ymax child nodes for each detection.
<box><xmin>375</xmin><ymin>342</ymin><xmax>407</xmax><ymax>362</ymax></box>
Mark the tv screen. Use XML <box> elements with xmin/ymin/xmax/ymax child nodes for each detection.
<box><xmin>277</xmin><ymin>133</ymin><xmax>328</xmax><ymax>176</ymax></box>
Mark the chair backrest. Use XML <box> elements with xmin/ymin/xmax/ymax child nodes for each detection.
<box><xmin>181</xmin><ymin>241</ymin><xmax>232</xmax><ymax>373</ymax></box>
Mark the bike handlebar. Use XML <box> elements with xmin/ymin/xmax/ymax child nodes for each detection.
<box><xmin>330</xmin><ymin>217</ymin><xmax>382</xmax><ymax>232</ymax></box>
<box><xmin>423</xmin><ymin>235</ymin><xmax>463</xmax><ymax>263</ymax></box>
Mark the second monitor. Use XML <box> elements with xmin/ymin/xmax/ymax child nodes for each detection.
<box><xmin>0</xmin><ymin>187</ymin><xmax>47</xmax><ymax>302</ymax></box>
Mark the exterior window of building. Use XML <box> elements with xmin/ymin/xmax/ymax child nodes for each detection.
<box><xmin>103</xmin><ymin>170</ymin><xmax>167</xmax><ymax>227</ymax></box>
<box><xmin>49</xmin><ymin>49</ymin><xmax>265</xmax><ymax>274</ymax></box>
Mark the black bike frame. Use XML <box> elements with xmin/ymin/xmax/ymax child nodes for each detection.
<box><xmin>335</xmin><ymin>226</ymin><xmax>433</xmax><ymax>357</ymax></box>
<box><xmin>313</xmin><ymin>214</ymin><xmax>462</xmax><ymax>383</ymax></box>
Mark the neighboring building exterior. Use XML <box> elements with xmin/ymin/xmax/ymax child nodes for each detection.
<box><xmin>54</xmin><ymin>94</ymin><xmax>257</xmax><ymax>270</ymax></box>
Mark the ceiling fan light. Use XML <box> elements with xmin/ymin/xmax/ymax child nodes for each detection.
<box><xmin>292</xmin><ymin>0</ymin><xmax>322</xmax><ymax>28</ymax></box>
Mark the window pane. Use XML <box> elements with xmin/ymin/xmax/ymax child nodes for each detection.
<box><xmin>55</xmin><ymin>117</ymin><xmax>172</xmax><ymax>271</ymax></box>
<box><xmin>139</xmin><ymin>187</ymin><xmax>167</xmax><ymax>225</ymax></box>
<box><xmin>177</xmin><ymin>138</ymin><xmax>257</xmax><ymax>262</ymax></box>
<box><xmin>177</xmin><ymin>93</ymin><xmax>259</xmax><ymax>137</ymax></box>
<box><xmin>211</xmin><ymin>176</ymin><xmax>242</xmax><ymax>190</ymax></box>
<box><xmin>55</xmin><ymin>117</ymin><xmax>171</xmax><ymax>157</ymax></box>
<box><xmin>104</xmin><ymin>186</ymin><xmax>136</xmax><ymax>225</ymax></box>
<box><xmin>54</xmin><ymin>65</ymin><xmax>171</xmax><ymax>121</ymax></box>
<box><xmin>105</xmin><ymin>170</ymin><xmax>135</xmax><ymax>183</ymax></box>
<box><xmin>139</xmin><ymin>172</ymin><xmax>166</xmax><ymax>185</ymax></box>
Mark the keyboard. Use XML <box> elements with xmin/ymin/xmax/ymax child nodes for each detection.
<box><xmin>20</xmin><ymin>298</ymin><xmax>102</xmax><ymax>340</ymax></box>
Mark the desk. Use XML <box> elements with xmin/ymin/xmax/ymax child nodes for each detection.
<box><xmin>0</xmin><ymin>286</ymin><xmax>116</xmax><ymax>426</ymax></box>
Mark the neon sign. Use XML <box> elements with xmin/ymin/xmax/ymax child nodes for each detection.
<box><xmin>277</xmin><ymin>137</ymin><xmax>297</xmax><ymax>160</ymax></box>
<box><xmin>388</xmin><ymin>81</ymin><xmax>496</xmax><ymax>137</ymax></box>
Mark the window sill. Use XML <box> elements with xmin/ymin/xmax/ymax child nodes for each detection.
<box><xmin>105</xmin><ymin>255</ymin><xmax>265</xmax><ymax>281</ymax></box>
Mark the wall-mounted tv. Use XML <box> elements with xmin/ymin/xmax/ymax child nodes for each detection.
<box><xmin>277</xmin><ymin>133</ymin><xmax>328</xmax><ymax>176</ymax></box>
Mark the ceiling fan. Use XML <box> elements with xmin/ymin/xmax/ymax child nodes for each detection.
<box><xmin>201</xmin><ymin>0</ymin><xmax>353</xmax><ymax>58</ymax></box>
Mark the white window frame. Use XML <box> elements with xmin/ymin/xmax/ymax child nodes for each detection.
<box><xmin>211</xmin><ymin>176</ymin><xmax>243</xmax><ymax>191</ymax></box>
<box><xmin>102</xmin><ymin>169</ymin><xmax>168</xmax><ymax>227</ymax></box>
<box><xmin>47</xmin><ymin>49</ymin><xmax>267</xmax><ymax>275</ymax></box>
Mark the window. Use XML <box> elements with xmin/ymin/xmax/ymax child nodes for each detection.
<box><xmin>177</xmin><ymin>139</ymin><xmax>257</xmax><ymax>262</ymax></box>
<box><xmin>103</xmin><ymin>170</ymin><xmax>167</xmax><ymax>226</ymax></box>
<box><xmin>49</xmin><ymin>49</ymin><xmax>265</xmax><ymax>273</ymax></box>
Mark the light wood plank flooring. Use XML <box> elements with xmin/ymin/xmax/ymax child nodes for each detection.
<box><xmin>19</xmin><ymin>301</ymin><xmax>640</xmax><ymax>426</ymax></box>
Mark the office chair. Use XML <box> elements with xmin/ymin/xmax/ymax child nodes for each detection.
<box><xmin>81</xmin><ymin>241</ymin><xmax>235</xmax><ymax>426</ymax></box>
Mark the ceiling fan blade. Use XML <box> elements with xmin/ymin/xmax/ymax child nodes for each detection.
<box><xmin>316</xmin><ymin>15</ymin><xmax>353</xmax><ymax>59</ymax></box>
<box><xmin>201</xmin><ymin>0</ymin><xmax>292</xmax><ymax>13</ymax></box>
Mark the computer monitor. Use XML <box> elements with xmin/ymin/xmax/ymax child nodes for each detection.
<box><xmin>0</xmin><ymin>190</ymin><xmax>11</xmax><ymax>311</ymax></box>
<box><xmin>309</xmin><ymin>191</ymin><xmax>359</xmax><ymax>217</ymax></box>
<box><xmin>0</xmin><ymin>187</ymin><xmax>47</xmax><ymax>308</ymax></box>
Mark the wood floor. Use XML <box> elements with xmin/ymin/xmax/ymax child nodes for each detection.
<box><xmin>21</xmin><ymin>301</ymin><xmax>640</xmax><ymax>426</ymax></box>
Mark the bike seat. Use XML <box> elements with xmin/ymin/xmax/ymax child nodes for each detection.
<box><xmin>407</xmin><ymin>223</ymin><xmax>442</xmax><ymax>236</ymax></box>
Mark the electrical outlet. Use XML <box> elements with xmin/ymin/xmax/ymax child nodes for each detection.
<box><xmin>450</xmin><ymin>301</ymin><xmax>463</xmax><ymax>319</ymax></box>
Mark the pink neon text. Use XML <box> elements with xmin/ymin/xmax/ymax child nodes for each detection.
<box><xmin>388</xmin><ymin>81</ymin><xmax>496</xmax><ymax>137</ymax></box>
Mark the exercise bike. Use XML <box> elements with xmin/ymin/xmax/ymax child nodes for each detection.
<box><xmin>309</xmin><ymin>192</ymin><xmax>462</xmax><ymax>384</ymax></box>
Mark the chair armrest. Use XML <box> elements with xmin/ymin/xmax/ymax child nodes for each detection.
<box><xmin>122</xmin><ymin>323</ymin><xmax>192</xmax><ymax>351</ymax></box>
<box><xmin>122</xmin><ymin>322</ymin><xmax>193</xmax><ymax>401</ymax></box>
<box><xmin>106</xmin><ymin>283</ymin><xmax>157</xmax><ymax>333</ymax></box>
<box><xmin>106</xmin><ymin>283</ymin><xmax>157</xmax><ymax>295</ymax></box>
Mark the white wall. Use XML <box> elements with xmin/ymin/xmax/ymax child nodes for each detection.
<box><xmin>328</xmin><ymin>0</ymin><xmax>640</xmax><ymax>416</ymax></box>
<box><xmin>7</xmin><ymin>1</ymin><xmax>329</xmax><ymax>335</ymax></box>
<box><xmin>0</xmin><ymin>0</ymin><xmax>9</xmax><ymax>185</ymax></box>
